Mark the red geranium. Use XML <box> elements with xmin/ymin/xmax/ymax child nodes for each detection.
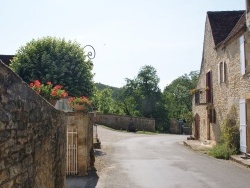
<box><xmin>29</xmin><ymin>80</ymin><xmax>68</xmax><ymax>100</ymax></box>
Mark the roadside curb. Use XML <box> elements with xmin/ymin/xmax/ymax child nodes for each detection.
<box><xmin>183</xmin><ymin>140</ymin><xmax>212</xmax><ymax>152</ymax></box>
<box><xmin>183</xmin><ymin>140</ymin><xmax>250</xmax><ymax>168</ymax></box>
<box><xmin>230</xmin><ymin>155</ymin><xmax>250</xmax><ymax>168</ymax></box>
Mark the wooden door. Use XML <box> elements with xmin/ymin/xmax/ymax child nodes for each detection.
<box><xmin>240</xmin><ymin>99</ymin><xmax>247</xmax><ymax>153</ymax></box>
<box><xmin>246</xmin><ymin>100</ymin><xmax>250</xmax><ymax>153</ymax></box>
<box><xmin>194</xmin><ymin>114</ymin><xmax>200</xmax><ymax>139</ymax></box>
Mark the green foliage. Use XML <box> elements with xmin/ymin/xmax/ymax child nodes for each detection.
<box><xmin>95</xmin><ymin>82</ymin><xmax>123</xmax><ymax>101</ymax></box>
<box><xmin>94</xmin><ymin>67</ymin><xmax>199</xmax><ymax>133</ymax></box>
<box><xmin>209</xmin><ymin>106</ymin><xmax>240</xmax><ymax>160</ymax></box>
<box><xmin>136</xmin><ymin>131</ymin><xmax>157</xmax><ymax>135</ymax></box>
<box><xmin>122</xmin><ymin>65</ymin><xmax>169</xmax><ymax>132</ymax></box>
<box><xmin>208</xmin><ymin>143</ymin><xmax>236</xmax><ymax>160</ymax></box>
<box><xmin>163</xmin><ymin>71</ymin><xmax>199</xmax><ymax>123</ymax></box>
<box><xmin>123</xmin><ymin>65</ymin><xmax>162</xmax><ymax>117</ymax></box>
<box><xmin>10</xmin><ymin>36</ymin><xmax>94</xmax><ymax>97</ymax></box>
<box><xmin>92</xmin><ymin>88</ymin><xmax>124</xmax><ymax>114</ymax></box>
<box><xmin>93</xmin><ymin>88</ymin><xmax>114</xmax><ymax>114</ymax></box>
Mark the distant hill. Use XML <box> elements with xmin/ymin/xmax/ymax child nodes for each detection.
<box><xmin>95</xmin><ymin>82</ymin><xmax>124</xmax><ymax>100</ymax></box>
<box><xmin>95</xmin><ymin>82</ymin><xmax>120</xmax><ymax>90</ymax></box>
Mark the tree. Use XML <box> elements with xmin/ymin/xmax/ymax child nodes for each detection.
<box><xmin>10</xmin><ymin>36</ymin><xmax>94</xmax><ymax>97</ymax></box>
<box><xmin>123</xmin><ymin>65</ymin><xmax>161</xmax><ymax>117</ymax></box>
<box><xmin>163</xmin><ymin>71</ymin><xmax>199</xmax><ymax>125</ymax></box>
<box><xmin>93</xmin><ymin>88</ymin><xmax>116</xmax><ymax>114</ymax></box>
<box><xmin>122</xmin><ymin>65</ymin><xmax>169</xmax><ymax>131</ymax></box>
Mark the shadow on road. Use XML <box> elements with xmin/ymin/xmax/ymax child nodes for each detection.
<box><xmin>66</xmin><ymin>168</ymin><xmax>99</xmax><ymax>188</ymax></box>
<box><xmin>94</xmin><ymin>149</ymin><xmax>106</xmax><ymax>156</ymax></box>
<box><xmin>86</xmin><ymin>167</ymin><xmax>99</xmax><ymax>188</ymax></box>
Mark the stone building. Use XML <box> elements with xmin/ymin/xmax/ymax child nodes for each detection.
<box><xmin>192</xmin><ymin>1</ymin><xmax>250</xmax><ymax>153</ymax></box>
<box><xmin>0</xmin><ymin>54</ymin><xmax>14</xmax><ymax>66</ymax></box>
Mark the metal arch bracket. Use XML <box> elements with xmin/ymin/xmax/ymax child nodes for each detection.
<box><xmin>83</xmin><ymin>45</ymin><xmax>96</xmax><ymax>60</ymax></box>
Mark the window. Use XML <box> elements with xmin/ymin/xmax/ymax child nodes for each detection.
<box><xmin>195</xmin><ymin>91</ymin><xmax>200</xmax><ymax>105</ymax></box>
<box><xmin>208</xmin><ymin>108</ymin><xmax>216</xmax><ymax>123</ymax></box>
<box><xmin>240</xmin><ymin>36</ymin><xmax>246</xmax><ymax>75</ymax></box>
<box><xmin>218</xmin><ymin>61</ymin><xmax>227</xmax><ymax>84</ymax></box>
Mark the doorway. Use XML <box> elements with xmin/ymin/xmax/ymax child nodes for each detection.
<box><xmin>194</xmin><ymin>113</ymin><xmax>200</xmax><ymax>140</ymax></box>
<box><xmin>246</xmin><ymin>100</ymin><xmax>250</xmax><ymax>153</ymax></box>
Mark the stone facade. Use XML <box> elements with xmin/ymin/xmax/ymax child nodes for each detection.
<box><xmin>192</xmin><ymin>9</ymin><xmax>250</xmax><ymax>149</ymax></box>
<box><xmin>66</xmin><ymin>112</ymin><xmax>94</xmax><ymax>176</ymax></box>
<box><xmin>247</xmin><ymin>0</ymin><xmax>250</xmax><ymax>29</ymax></box>
<box><xmin>94</xmin><ymin>113</ymin><xmax>155</xmax><ymax>132</ymax></box>
<box><xmin>0</xmin><ymin>61</ymin><xmax>66</xmax><ymax>188</ymax></box>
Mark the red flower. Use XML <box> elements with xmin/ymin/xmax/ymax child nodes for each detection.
<box><xmin>34</xmin><ymin>80</ymin><xmax>41</xmax><ymax>86</ymax></box>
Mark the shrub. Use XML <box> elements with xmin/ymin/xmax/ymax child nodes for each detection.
<box><xmin>209</xmin><ymin>106</ymin><xmax>240</xmax><ymax>160</ymax></box>
<box><xmin>209</xmin><ymin>143</ymin><xmax>237</xmax><ymax>160</ymax></box>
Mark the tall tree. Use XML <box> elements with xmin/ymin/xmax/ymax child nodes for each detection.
<box><xmin>122</xmin><ymin>65</ymin><xmax>169</xmax><ymax>131</ymax></box>
<box><xmin>10</xmin><ymin>36</ymin><xmax>94</xmax><ymax>97</ymax></box>
<box><xmin>163</xmin><ymin>71</ymin><xmax>199</xmax><ymax>125</ymax></box>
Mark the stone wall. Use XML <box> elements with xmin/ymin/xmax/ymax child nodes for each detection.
<box><xmin>0</xmin><ymin>61</ymin><xmax>66</xmax><ymax>188</ymax></box>
<box><xmin>66</xmin><ymin>112</ymin><xmax>94</xmax><ymax>176</ymax></box>
<box><xmin>192</xmin><ymin>14</ymin><xmax>250</xmax><ymax>143</ymax></box>
<box><xmin>94</xmin><ymin>113</ymin><xmax>155</xmax><ymax>132</ymax></box>
<box><xmin>169</xmin><ymin>119</ymin><xmax>192</xmax><ymax>135</ymax></box>
<box><xmin>247</xmin><ymin>0</ymin><xmax>250</xmax><ymax>29</ymax></box>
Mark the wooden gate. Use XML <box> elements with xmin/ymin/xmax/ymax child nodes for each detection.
<box><xmin>66</xmin><ymin>129</ymin><xmax>78</xmax><ymax>175</ymax></box>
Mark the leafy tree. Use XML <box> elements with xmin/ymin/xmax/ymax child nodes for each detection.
<box><xmin>123</xmin><ymin>65</ymin><xmax>161</xmax><ymax>117</ymax></box>
<box><xmin>93</xmin><ymin>88</ymin><xmax>117</xmax><ymax>114</ymax></box>
<box><xmin>163</xmin><ymin>71</ymin><xmax>199</xmax><ymax>125</ymax></box>
<box><xmin>10</xmin><ymin>36</ymin><xmax>94</xmax><ymax>97</ymax></box>
<box><xmin>122</xmin><ymin>65</ymin><xmax>169</xmax><ymax>131</ymax></box>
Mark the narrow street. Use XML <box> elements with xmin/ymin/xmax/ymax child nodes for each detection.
<box><xmin>89</xmin><ymin>126</ymin><xmax>250</xmax><ymax>188</ymax></box>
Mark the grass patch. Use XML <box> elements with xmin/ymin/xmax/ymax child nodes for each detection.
<box><xmin>136</xmin><ymin>131</ymin><xmax>157</xmax><ymax>135</ymax></box>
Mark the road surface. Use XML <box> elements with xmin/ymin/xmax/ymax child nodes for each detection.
<box><xmin>91</xmin><ymin>126</ymin><xmax>250</xmax><ymax>188</ymax></box>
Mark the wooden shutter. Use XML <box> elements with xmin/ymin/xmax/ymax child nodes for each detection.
<box><xmin>222</xmin><ymin>62</ymin><xmax>225</xmax><ymax>83</ymax></box>
<box><xmin>206</xmin><ymin>71</ymin><xmax>212</xmax><ymax>103</ymax></box>
<box><xmin>240</xmin><ymin>36</ymin><xmax>245</xmax><ymax>75</ymax></box>
<box><xmin>223</xmin><ymin>62</ymin><xmax>227</xmax><ymax>83</ymax></box>
<box><xmin>239</xmin><ymin>99</ymin><xmax>247</xmax><ymax>153</ymax></box>
<box><xmin>218</xmin><ymin>63</ymin><xmax>220</xmax><ymax>84</ymax></box>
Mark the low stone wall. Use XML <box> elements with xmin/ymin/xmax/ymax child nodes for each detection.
<box><xmin>94</xmin><ymin>113</ymin><xmax>155</xmax><ymax>132</ymax></box>
<box><xmin>0</xmin><ymin>61</ymin><xmax>66</xmax><ymax>188</ymax></box>
<box><xmin>169</xmin><ymin>119</ymin><xmax>181</xmax><ymax>134</ymax></box>
<box><xmin>170</xmin><ymin>119</ymin><xmax>192</xmax><ymax>135</ymax></box>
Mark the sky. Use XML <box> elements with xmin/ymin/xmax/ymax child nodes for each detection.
<box><xmin>0</xmin><ymin>0</ymin><xmax>246</xmax><ymax>91</ymax></box>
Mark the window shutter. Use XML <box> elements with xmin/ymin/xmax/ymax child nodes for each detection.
<box><xmin>218</xmin><ymin>63</ymin><xmax>220</xmax><ymax>84</ymax></box>
<box><xmin>240</xmin><ymin>36</ymin><xmax>245</xmax><ymax>75</ymax></box>
<box><xmin>239</xmin><ymin>99</ymin><xmax>247</xmax><ymax>153</ymax></box>
<box><xmin>223</xmin><ymin>62</ymin><xmax>227</xmax><ymax>82</ymax></box>
<box><xmin>222</xmin><ymin>62</ymin><xmax>225</xmax><ymax>83</ymax></box>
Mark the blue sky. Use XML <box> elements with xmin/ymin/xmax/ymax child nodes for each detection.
<box><xmin>1</xmin><ymin>0</ymin><xmax>245</xmax><ymax>90</ymax></box>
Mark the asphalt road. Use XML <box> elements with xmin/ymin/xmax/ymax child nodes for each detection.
<box><xmin>93</xmin><ymin>126</ymin><xmax>250</xmax><ymax>188</ymax></box>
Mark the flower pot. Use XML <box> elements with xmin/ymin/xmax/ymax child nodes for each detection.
<box><xmin>72</xmin><ymin>104</ymin><xmax>86</xmax><ymax>111</ymax></box>
<box><xmin>48</xmin><ymin>99</ymin><xmax>57</xmax><ymax>106</ymax></box>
